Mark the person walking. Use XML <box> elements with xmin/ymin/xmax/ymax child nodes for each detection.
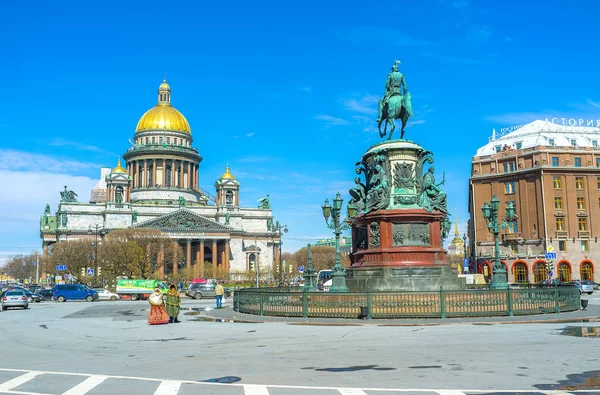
<box><xmin>214</xmin><ymin>281</ymin><xmax>224</xmax><ymax>309</ymax></box>
<box><xmin>148</xmin><ymin>287</ymin><xmax>169</xmax><ymax>325</ymax></box>
<box><xmin>166</xmin><ymin>283</ymin><xmax>181</xmax><ymax>323</ymax></box>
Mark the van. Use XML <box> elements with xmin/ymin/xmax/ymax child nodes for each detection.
<box><xmin>53</xmin><ymin>284</ymin><xmax>99</xmax><ymax>302</ymax></box>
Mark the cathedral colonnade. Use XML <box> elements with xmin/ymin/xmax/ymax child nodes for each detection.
<box><xmin>156</xmin><ymin>238</ymin><xmax>230</xmax><ymax>280</ymax></box>
<box><xmin>127</xmin><ymin>159</ymin><xmax>199</xmax><ymax>190</ymax></box>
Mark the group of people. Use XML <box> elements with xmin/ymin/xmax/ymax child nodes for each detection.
<box><xmin>148</xmin><ymin>283</ymin><xmax>181</xmax><ymax>325</ymax></box>
<box><xmin>147</xmin><ymin>281</ymin><xmax>226</xmax><ymax>325</ymax></box>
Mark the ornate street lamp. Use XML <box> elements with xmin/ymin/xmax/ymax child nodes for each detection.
<box><xmin>88</xmin><ymin>225</ymin><xmax>108</xmax><ymax>288</ymax></box>
<box><xmin>481</xmin><ymin>194</ymin><xmax>516</xmax><ymax>290</ymax></box>
<box><xmin>273</xmin><ymin>221</ymin><xmax>288</xmax><ymax>286</ymax></box>
<box><xmin>322</xmin><ymin>192</ymin><xmax>350</xmax><ymax>292</ymax></box>
<box><xmin>463</xmin><ymin>232</ymin><xmax>468</xmax><ymax>272</ymax></box>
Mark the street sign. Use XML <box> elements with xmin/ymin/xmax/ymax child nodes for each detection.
<box><xmin>56</xmin><ymin>265</ymin><xmax>67</xmax><ymax>271</ymax></box>
<box><xmin>63</xmin><ymin>274</ymin><xmax>69</xmax><ymax>280</ymax></box>
<box><xmin>87</xmin><ymin>268</ymin><xmax>95</xmax><ymax>276</ymax></box>
<box><xmin>33</xmin><ymin>261</ymin><xmax>37</xmax><ymax>266</ymax></box>
<box><xmin>298</xmin><ymin>265</ymin><xmax>305</xmax><ymax>273</ymax></box>
<box><xmin>545</xmin><ymin>252</ymin><xmax>557</xmax><ymax>259</ymax></box>
<box><xmin>547</xmin><ymin>245</ymin><xmax>554</xmax><ymax>252</ymax></box>
<box><xmin>548</xmin><ymin>270</ymin><xmax>553</xmax><ymax>277</ymax></box>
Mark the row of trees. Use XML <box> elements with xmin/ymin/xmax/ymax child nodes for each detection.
<box><xmin>1</xmin><ymin>230</ymin><xmax>347</xmax><ymax>286</ymax></box>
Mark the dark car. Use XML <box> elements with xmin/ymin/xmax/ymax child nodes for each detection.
<box><xmin>23</xmin><ymin>289</ymin><xmax>42</xmax><ymax>303</ymax></box>
<box><xmin>185</xmin><ymin>283</ymin><xmax>231</xmax><ymax>299</ymax></box>
<box><xmin>37</xmin><ymin>289</ymin><xmax>54</xmax><ymax>301</ymax></box>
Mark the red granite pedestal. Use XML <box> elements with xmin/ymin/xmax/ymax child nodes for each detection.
<box><xmin>347</xmin><ymin>208</ymin><xmax>466</xmax><ymax>292</ymax></box>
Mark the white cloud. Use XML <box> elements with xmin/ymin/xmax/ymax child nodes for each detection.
<box><xmin>237</xmin><ymin>155</ymin><xmax>271</xmax><ymax>163</ymax></box>
<box><xmin>587</xmin><ymin>99</ymin><xmax>600</xmax><ymax>109</ymax></box>
<box><xmin>298</xmin><ymin>85</ymin><xmax>312</xmax><ymax>92</ymax></box>
<box><xmin>246</xmin><ymin>133</ymin><xmax>254</xmax><ymax>138</ymax></box>
<box><xmin>314</xmin><ymin>115</ymin><xmax>350</xmax><ymax>127</ymax></box>
<box><xmin>0</xmin><ymin>149</ymin><xmax>103</xmax><ymax>173</ymax></box>
<box><xmin>342</xmin><ymin>94</ymin><xmax>379</xmax><ymax>115</ymax></box>
<box><xmin>483</xmin><ymin>112</ymin><xmax>551</xmax><ymax>125</ymax></box>
<box><xmin>47</xmin><ymin>138</ymin><xmax>116</xmax><ymax>155</ymax></box>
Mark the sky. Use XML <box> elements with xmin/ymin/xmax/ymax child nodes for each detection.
<box><xmin>1</xmin><ymin>0</ymin><xmax>599</xmax><ymax>264</ymax></box>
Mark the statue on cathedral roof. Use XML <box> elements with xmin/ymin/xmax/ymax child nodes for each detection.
<box><xmin>258</xmin><ymin>195</ymin><xmax>271</xmax><ymax>209</ymax></box>
<box><xmin>44</xmin><ymin>204</ymin><xmax>51</xmax><ymax>215</ymax></box>
<box><xmin>60</xmin><ymin>186</ymin><xmax>78</xmax><ymax>202</ymax></box>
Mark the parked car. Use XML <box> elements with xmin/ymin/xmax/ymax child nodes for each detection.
<box><xmin>23</xmin><ymin>289</ymin><xmax>42</xmax><ymax>303</ymax></box>
<box><xmin>185</xmin><ymin>283</ymin><xmax>231</xmax><ymax>299</ymax></box>
<box><xmin>2</xmin><ymin>290</ymin><xmax>29</xmax><ymax>310</ymax></box>
<box><xmin>27</xmin><ymin>284</ymin><xmax>42</xmax><ymax>293</ymax></box>
<box><xmin>92</xmin><ymin>288</ymin><xmax>120</xmax><ymax>301</ymax></box>
<box><xmin>37</xmin><ymin>289</ymin><xmax>54</xmax><ymax>301</ymax></box>
<box><xmin>574</xmin><ymin>280</ymin><xmax>594</xmax><ymax>295</ymax></box>
<box><xmin>581</xmin><ymin>280</ymin><xmax>599</xmax><ymax>290</ymax></box>
<box><xmin>53</xmin><ymin>284</ymin><xmax>99</xmax><ymax>302</ymax></box>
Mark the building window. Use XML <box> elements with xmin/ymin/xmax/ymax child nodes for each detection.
<box><xmin>159</xmin><ymin>136</ymin><xmax>163</xmax><ymax>144</ymax></box>
<box><xmin>551</xmin><ymin>157</ymin><xmax>559</xmax><ymax>167</ymax></box>
<box><xmin>152</xmin><ymin>136</ymin><xmax>156</xmax><ymax>144</ymax></box>
<box><xmin>504</xmin><ymin>182</ymin><xmax>516</xmax><ymax>194</ymax></box>
<box><xmin>578</xmin><ymin>218</ymin><xmax>587</xmax><ymax>231</ymax></box>
<box><xmin>581</xmin><ymin>240</ymin><xmax>589</xmax><ymax>252</ymax></box>
<box><xmin>577</xmin><ymin>197</ymin><xmax>586</xmax><ymax>210</ymax></box>
<box><xmin>503</xmin><ymin>162</ymin><xmax>515</xmax><ymax>173</ymax></box>
<box><xmin>548</xmin><ymin>138</ymin><xmax>555</xmax><ymax>146</ymax></box>
<box><xmin>553</xmin><ymin>177</ymin><xmax>562</xmax><ymax>189</ymax></box>
<box><xmin>533</xmin><ymin>262</ymin><xmax>548</xmax><ymax>283</ymax></box>
<box><xmin>571</xmin><ymin>139</ymin><xmax>577</xmax><ymax>147</ymax></box>
<box><xmin>575</xmin><ymin>177</ymin><xmax>584</xmax><ymax>189</ymax></box>
<box><xmin>574</xmin><ymin>157</ymin><xmax>581</xmax><ymax>167</ymax></box>
<box><xmin>593</xmin><ymin>140</ymin><xmax>598</xmax><ymax>147</ymax></box>
<box><xmin>558</xmin><ymin>262</ymin><xmax>571</xmax><ymax>282</ymax></box>
<box><xmin>145</xmin><ymin>137</ymin><xmax>149</xmax><ymax>144</ymax></box>
<box><xmin>554</xmin><ymin>197</ymin><xmax>563</xmax><ymax>209</ymax></box>
<box><xmin>581</xmin><ymin>262</ymin><xmax>594</xmax><ymax>281</ymax></box>
<box><xmin>556</xmin><ymin>218</ymin><xmax>565</xmax><ymax>231</ymax></box>
<box><xmin>597</xmin><ymin>177</ymin><xmax>600</xmax><ymax>190</ymax></box>
<box><xmin>167</xmin><ymin>137</ymin><xmax>170</xmax><ymax>144</ymax></box>
<box><xmin>513</xmin><ymin>262</ymin><xmax>528</xmax><ymax>283</ymax></box>
<box><xmin>495</xmin><ymin>145</ymin><xmax>502</xmax><ymax>153</ymax></box>
<box><xmin>558</xmin><ymin>240</ymin><xmax>566</xmax><ymax>251</ymax></box>
<box><xmin>597</xmin><ymin>158</ymin><xmax>600</xmax><ymax>168</ymax></box>
<box><xmin>515</xmin><ymin>141</ymin><xmax>522</xmax><ymax>150</ymax></box>
<box><xmin>225</xmin><ymin>190</ymin><xmax>234</xmax><ymax>205</ymax></box>
<box><xmin>508</xmin><ymin>220</ymin><xmax>519</xmax><ymax>234</ymax></box>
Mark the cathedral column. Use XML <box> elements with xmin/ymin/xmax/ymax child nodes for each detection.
<box><xmin>162</xmin><ymin>158</ymin><xmax>166</xmax><ymax>187</ymax></box>
<box><xmin>106</xmin><ymin>185</ymin><xmax>110</xmax><ymax>202</ymax></box>
<box><xmin>179</xmin><ymin>161</ymin><xmax>184</xmax><ymax>188</ymax></box>
<box><xmin>224</xmin><ymin>240</ymin><xmax>230</xmax><ymax>274</ymax></box>
<box><xmin>135</xmin><ymin>161</ymin><xmax>140</xmax><ymax>188</ymax></box>
<box><xmin>212</xmin><ymin>240</ymin><xmax>217</xmax><ymax>277</ymax></box>
<box><xmin>152</xmin><ymin>160</ymin><xmax>157</xmax><ymax>187</ymax></box>
<box><xmin>143</xmin><ymin>160</ymin><xmax>148</xmax><ymax>187</ymax></box>
<box><xmin>199</xmin><ymin>240</ymin><xmax>205</xmax><ymax>278</ymax></box>
<box><xmin>172</xmin><ymin>241</ymin><xmax>179</xmax><ymax>276</ymax></box>
<box><xmin>158</xmin><ymin>244</ymin><xmax>165</xmax><ymax>279</ymax></box>
<box><xmin>170</xmin><ymin>160</ymin><xmax>175</xmax><ymax>188</ymax></box>
<box><xmin>187</xmin><ymin>162</ymin><xmax>192</xmax><ymax>189</ymax></box>
<box><xmin>186</xmin><ymin>240</ymin><xmax>192</xmax><ymax>272</ymax></box>
<box><xmin>195</xmin><ymin>248</ymin><xmax>200</xmax><ymax>278</ymax></box>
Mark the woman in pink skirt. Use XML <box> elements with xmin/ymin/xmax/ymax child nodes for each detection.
<box><xmin>148</xmin><ymin>287</ymin><xmax>169</xmax><ymax>325</ymax></box>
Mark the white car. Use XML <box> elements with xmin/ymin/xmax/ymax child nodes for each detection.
<box><xmin>92</xmin><ymin>288</ymin><xmax>120</xmax><ymax>301</ymax></box>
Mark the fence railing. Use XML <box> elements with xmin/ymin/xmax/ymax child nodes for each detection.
<box><xmin>233</xmin><ymin>286</ymin><xmax>581</xmax><ymax>319</ymax></box>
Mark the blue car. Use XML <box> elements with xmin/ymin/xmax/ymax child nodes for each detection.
<box><xmin>53</xmin><ymin>284</ymin><xmax>99</xmax><ymax>302</ymax></box>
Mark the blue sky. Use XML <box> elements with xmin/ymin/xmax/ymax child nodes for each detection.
<box><xmin>1</xmin><ymin>0</ymin><xmax>599</xmax><ymax>263</ymax></box>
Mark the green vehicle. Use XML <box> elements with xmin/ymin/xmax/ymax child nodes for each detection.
<box><xmin>116</xmin><ymin>279</ymin><xmax>168</xmax><ymax>301</ymax></box>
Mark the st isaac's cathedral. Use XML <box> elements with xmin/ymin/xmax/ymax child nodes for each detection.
<box><xmin>40</xmin><ymin>80</ymin><xmax>277</xmax><ymax>278</ymax></box>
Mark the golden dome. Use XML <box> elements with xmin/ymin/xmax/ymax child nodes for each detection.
<box><xmin>112</xmin><ymin>158</ymin><xmax>126</xmax><ymax>173</ymax></box>
<box><xmin>221</xmin><ymin>164</ymin><xmax>235</xmax><ymax>179</ymax></box>
<box><xmin>135</xmin><ymin>80</ymin><xmax>191</xmax><ymax>134</ymax></box>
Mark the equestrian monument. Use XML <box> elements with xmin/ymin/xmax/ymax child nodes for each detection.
<box><xmin>346</xmin><ymin>61</ymin><xmax>466</xmax><ymax>291</ymax></box>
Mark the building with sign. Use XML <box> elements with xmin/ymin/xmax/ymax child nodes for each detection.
<box><xmin>40</xmin><ymin>80</ymin><xmax>281</xmax><ymax>279</ymax></box>
<box><xmin>468</xmin><ymin>119</ymin><xmax>600</xmax><ymax>283</ymax></box>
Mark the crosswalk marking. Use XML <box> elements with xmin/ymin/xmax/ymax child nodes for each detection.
<box><xmin>61</xmin><ymin>375</ymin><xmax>107</xmax><ymax>395</ymax></box>
<box><xmin>244</xmin><ymin>384</ymin><xmax>270</xmax><ymax>394</ymax></box>
<box><xmin>338</xmin><ymin>389</ymin><xmax>368</xmax><ymax>395</ymax></box>
<box><xmin>154</xmin><ymin>380</ymin><xmax>182</xmax><ymax>395</ymax></box>
<box><xmin>0</xmin><ymin>371</ymin><xmax>41</xmax><ymax>391</ymax></box>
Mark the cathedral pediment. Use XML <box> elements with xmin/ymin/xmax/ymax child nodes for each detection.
<box><xmin>133</xmin><ymin>209</ymin><xmax>230</xmax><ymax>232</ymax></box>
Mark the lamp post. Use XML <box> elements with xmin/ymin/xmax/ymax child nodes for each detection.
<box><xmin>88</xmin><ymin>225</ymin><xmax>107</xmax><ymax>288</ymax></box>
<box><xmin>481</xmin><ymin>195</ymin><xmax>516</xmax><ymax>290</ymax></box>
<box><xmin>321</xmin><ymin>192</ymin><xmax>356</xmax><ymax>293</ymax></box>
<box><xmin>274</xmin><ymin>221</ymin><xmax>288</xmax><ymax>286</ymax></box>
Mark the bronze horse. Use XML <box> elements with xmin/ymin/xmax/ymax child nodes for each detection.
<box><xmin>378</xmin><ymin>93</ymin><xmax>412</xmax><ymax>140</ymax></box>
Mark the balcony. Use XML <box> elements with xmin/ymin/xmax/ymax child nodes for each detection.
<box><xmin>576</xmin><ymin>211</ymin><xmax>588</xmax><ymax>217</ymax></box>
<box><xmin>504</xmin><ymin>232</ymin><xmax>521</xmax><ymax>241</ymax></box>
<box><xmin>578</xmin><ymin>231</ymin><xmax>591</xmax><ymax>239</ymax></box>
<box><xmin>554</xmin><ymin>211</ymin><xmax>565</xmax><ymax>217</ymax></box>
<box><xmin>555</xmin><ymin>231</ymin><xmax>568</xmax><ymax>238</ymax></box>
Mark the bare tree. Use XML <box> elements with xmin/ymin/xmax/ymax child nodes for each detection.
<box><xmin>49</xmin><ymin>240</ymin><xmax>94</xmax><ymax>281</ymax></box>
<box><xmin>0</xmin><ymin>253</ymin><xmax>38</xmax><ymax>281</ymax></box>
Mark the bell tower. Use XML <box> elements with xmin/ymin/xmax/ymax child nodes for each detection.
<box><xmin>106</xmin><ymin>159</ymin><xmax>131</xmax><ymax>205</ymax></box>
<box><xmin>215</xmin><ymin>164</ymin><xmax>240</xmax><ymax>208</ymax></box>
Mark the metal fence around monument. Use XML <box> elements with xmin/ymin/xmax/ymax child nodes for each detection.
<box><xmin>233</xmin><ymin>286</ymin><xmax>581</xmax><ymax>319</ymax></box>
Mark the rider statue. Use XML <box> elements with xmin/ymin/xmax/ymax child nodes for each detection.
<box><xmin>376</xmin><ymin>60</ymin><xmax>408</xmax><ymax>123</ymax></box>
